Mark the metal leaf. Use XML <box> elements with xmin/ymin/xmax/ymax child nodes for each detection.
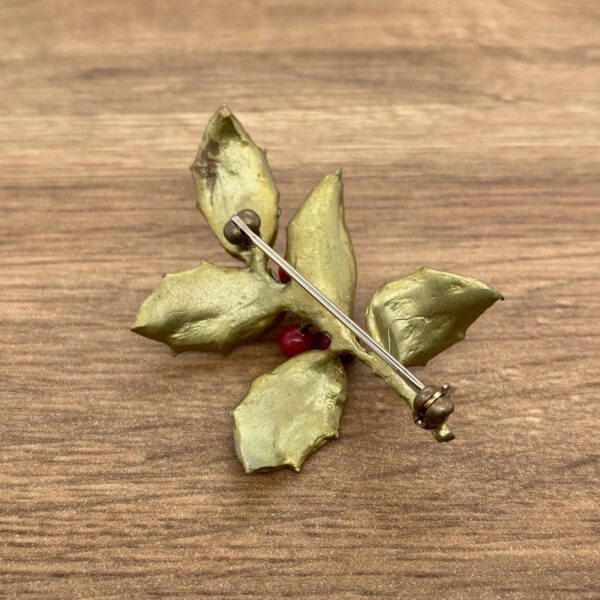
<box><xmin>132</xmin><ymin>262</ymin><xmax>283</xmax><ymax>353</ymax></box>
<box><xmin>232</xmin><ymin>350</ymin><xmax>347</xmax><ymax>472</ymax></box>
<box><xmin>191</xmin><ymin>106</ymin><xmax>280</xmax><ymax>259</ymax></box>
<box><xmin>365</xmin><ymin>267</ymin><xmax>503</xmax><ymax>367</ymax></box>
<box><xmin>285</xmin><ymin>171</ymin><xmax>356</xmax><ymax>314</ymax></box>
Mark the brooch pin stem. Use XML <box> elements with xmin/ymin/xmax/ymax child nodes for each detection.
<box><xmin>231</xmin><ymin>212</ymin><xmax>444</xmax><ymax>396</ymax></box>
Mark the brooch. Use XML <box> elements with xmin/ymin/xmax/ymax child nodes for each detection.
<box><xmin>132</xmin><ymin>106</ymin><xmax>503</xmax><ymax>473</ymax></box>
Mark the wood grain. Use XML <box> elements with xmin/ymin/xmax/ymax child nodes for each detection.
<box><xmin>1</xmin><ymin>1</ymin><xmax>599</xmax><ymax>598</ymax></box>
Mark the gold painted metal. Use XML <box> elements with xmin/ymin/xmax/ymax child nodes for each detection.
<box><xmin>132</xmin><ymin>106</ymin><xmax>503</xmax><ymax>472</ymax></box>
<box><xmin>281</xmin><ymin>170</ymin><xmax>360</xmax><ymax>356</ymax></box>
<box><xmin>232</xmin><ymin>350</ymin><xmax>347</xmax><ymax>473</ymax></box>
<box><xmin>365</xmin><ymin>267</ymin><xmax>504</xmax><ymax>368</ymax></box>
<box><xmin>286</xmin><ymin>170</ymin><xmax>356</xmax><ymax>315</ymax></box>
<box><xmin>132</xmin><ymin>262</ymin><xmax>284</xmax><ymax>353</ymax></box>
<box><xmin>191</xmin><ymin>105</ymin><xmax>280</xmax><ymax>262</ymax></box>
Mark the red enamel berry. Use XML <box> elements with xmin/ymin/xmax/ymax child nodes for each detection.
<box><xmin>314</xmin><ymin>331</ymin><xmax>331</xmax><ymax>350</ymax></box>
<box><xmin>278</xmin><ymin>266</ymin><xmax>291</xmax><ymax>284</ymax></box>
<box><xmin>278</xmin><ymin>324</ymin><xmax>313</xmax><ymax>357</ymax></box>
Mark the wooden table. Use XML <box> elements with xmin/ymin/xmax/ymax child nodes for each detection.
<box><xmin>2</xmin><ymin>1</ymin><xmax>598</xmax><ymax>598</ymax></box>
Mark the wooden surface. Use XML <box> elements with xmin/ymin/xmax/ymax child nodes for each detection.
<box><xmin>1</xmin><ymin>1</ymin><xmax>599</xmax><ymax>598</ymax></box>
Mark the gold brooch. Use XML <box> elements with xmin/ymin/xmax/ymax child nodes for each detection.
<box><xmin>132</xmin><ymin>106</ymin><xmax>502</xmax><ymax>473</ymax></box>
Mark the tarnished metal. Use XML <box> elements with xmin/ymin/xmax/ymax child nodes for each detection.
<box><xmin>191</xmin><ymin>105</ymin><xmax>280</xmax><ymax>261</ymax></box>
<box><xmin>132</xmin><ymin>106</ymin><xmax>503</xmax><ymax>472</ymax></box>
<box><xmin>413</xmin><ymin>384</ymin><xmax>454</xmax><ymax>430</ymax></box>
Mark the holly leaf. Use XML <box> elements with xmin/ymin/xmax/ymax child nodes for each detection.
<box><xmin>365</xmin><ymin>267</ymin><xmax>502</xmax><ymax>367</ymax></box>
<box><xmin>285</xmin><ymin>171</ymin><xmax>356</xmax><ymax>314</ymax></box>
<box><xmin>232</xmin><ymin>351</ymin><xmax>347</xmax><ymax>472</ymax></box>
<box><xmin>191</xmin><ymin>106</ymin><xmax>280</xmax><ymax>260</ymax></box>
<box><xmin>132</xmin><ymin>262</ymin><xmax>283</xmax><ymax>353</ymax></box>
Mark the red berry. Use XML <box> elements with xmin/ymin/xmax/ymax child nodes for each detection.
<box><xmin>278</xmin><ymin>324</ymin><xmax>312</xmax><ymax>357</ymax></box>
<box><xmin>278</xmin><ymin>266</ymin><xmax>291</xmax><ymax>284</ymax></box>
<box><xmin>314</xmin><ymin>331</ymin><xmax>331</xmax><ymax>350</ymax></box>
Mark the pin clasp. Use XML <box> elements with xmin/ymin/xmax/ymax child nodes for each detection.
<box><xmin>412</xmin><ymin>384</ymin><xmax>454</xmax><ymax>430</ymax></box>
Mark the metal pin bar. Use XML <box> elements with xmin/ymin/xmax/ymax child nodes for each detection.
<box><xmin>232</xmin><ymin>215</ymin><xmax>426</xmax><ymax>391</ymax></box>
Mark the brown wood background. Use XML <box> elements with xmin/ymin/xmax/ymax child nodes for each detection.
<box><xmin>1</xmin><ymin>1</ymin><xmax>599</xmax><ymax>598</ymax></box>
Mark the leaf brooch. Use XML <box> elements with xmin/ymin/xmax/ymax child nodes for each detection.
<box><xmin>132</xmin><ymin>106</ymin><xmax>503</xmax><ymax>473</ymax></box>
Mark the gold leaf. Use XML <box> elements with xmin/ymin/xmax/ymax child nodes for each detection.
<box><xmin>191</xmin><ymin>106</ymin><xmax>280</xmax><ymax>259</ymax></box>
<box><xmin>365</xmin><ymin>267</ymin><xmax>503</xmax><ymax>367</ymax></box>
<box><xmin>285</xmin><ymin>171</ymin><xmax>356</xmax><ymax>314</ymax></box>
<box><xmin>232</xmin><ymin>351</ymin><xmax>347</xmax><ymax>473</ymax></box>
<box><xmin>132</xmin><ymin>262</ymin><xmax>283</xmax><ymax>352</ymax></box>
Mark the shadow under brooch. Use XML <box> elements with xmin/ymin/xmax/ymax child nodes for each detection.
<box><xmin>132</xmin><ymin>106</ymin><xmax>502</xmax><ymax>473</ymax></box>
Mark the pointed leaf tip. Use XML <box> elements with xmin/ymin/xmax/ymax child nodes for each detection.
<box><xmin>218</xmin><ymin>104</ymin><xmax>232</xmax><ymax>117</ymax></box>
